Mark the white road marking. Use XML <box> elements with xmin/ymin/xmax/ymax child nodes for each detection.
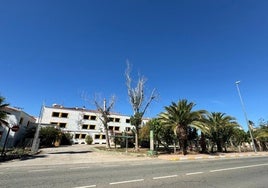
<box><xmin>210</xmin><ymin>163</ymin><xmax>268</xmax><ymax>173</ymax></box>
<box><xmin>102</xmin><ymin>164</ymin><xmax>120</xmax><ymax>168</ymax></box>
<box><xmin>153</xmin><ymin>175</ymin><xmax>178</xmax><ymax>180</ymax></box>
<box><xmin>70</xmin><ymin>167</ymin><xmax>91</xmax><ymax>170</ymax></box>
<box><xmin>186</xmin><ymin>172</ymin><xmax>204</xmax><ymax>175</ymax></box>
<box><xmin>73</xmin><ymin>185</ymin><xmax>96</xmax><ymax>188</ymax></box>
<box><xmin>110</xmin><ymin>179</ymin><xmax>144</xmax><ymax>185</ymax></box>
<box><xmin>28</xmin><ymin>169</ymin><xmax>52</xmax><ymax>172</ymax></box>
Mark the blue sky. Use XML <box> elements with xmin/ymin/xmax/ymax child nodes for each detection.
<box><xmin>1</xmin><ymin>0</ymin><xmax>268</xmax><ymax>130</ymax></box>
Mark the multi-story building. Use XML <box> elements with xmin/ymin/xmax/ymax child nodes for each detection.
<box><xmin>40</xmin><ymin>104</ymin><xmax>149</xmax><ymax>144</ymax></box>
<box><xmin>0</xmin><ymin>106</ymin><xmax>36</xmax><ymax>148</ymax></box>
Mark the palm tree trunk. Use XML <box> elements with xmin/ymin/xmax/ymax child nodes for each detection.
<box><xmin>200</xmin><ymin>132</ymin><xmax>207</xmax><ymax>153</ymax></box>
<box><xmin>216</xmin><ymin>140</ymin><xmax>223</xmax><ymax>152</ymax></box>
<box><xmin>210</xmin><ymin>143</ymin><xmax>215</xmax><ymax>153</ymax></box>
<box><xmin>182</xmin><ymin>139</ymin><xmax>188</xmax><ymax>155</ymax></box>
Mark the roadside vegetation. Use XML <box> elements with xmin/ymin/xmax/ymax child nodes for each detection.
<box><xmin>1</xmin><ymin>62</ymin><xmax>268</xmax><ymax>158</ymax></box>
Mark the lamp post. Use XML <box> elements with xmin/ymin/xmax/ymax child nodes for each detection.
<box><xmin>235</xmin><ymin>81</ymin><xmax>257</xmax><ymax>152</ymax></box>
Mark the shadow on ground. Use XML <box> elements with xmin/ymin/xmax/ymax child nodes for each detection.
<box><xmin>46</xmin><ymin>151</ymin><xmax>93</xmax><ymax>154</ymax></box>
<box><xmin>0</xmin><ymin>154</ymin><xmax>48</xmax><ymax>163</ymax></box>
<box><xmin>20</xmin><ymin>154</ymin><xmax>48</xmax><ymax>161</ymax></box>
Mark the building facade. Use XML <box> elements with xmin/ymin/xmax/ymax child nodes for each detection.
<box><xmin>0</xmin><ymin>106</ymin><xmax>36</xmax><ymax>148</ymax></box>
<box><xmin>40</xmin><ymin>104</ymin><xmax>149</xmax><ymax>145</ymax></box>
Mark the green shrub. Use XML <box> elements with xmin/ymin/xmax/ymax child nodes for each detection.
<box><xmin>61</xmin><ymin>133</ymin><xmax>73</xmax><ymax>145</ymax></box>
<box><xmin>85</xmin><ymin>135</ymin><xmax>93</xmax><ymax>145</ymax></box>
<box><xmin>39</xmin><ymin>127</ymin><xmax>61</xmax><ymax>147</ymax></box>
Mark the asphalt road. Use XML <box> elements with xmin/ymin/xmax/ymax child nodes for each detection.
<box><xmin>1</xmin><ymin>156</ymin><xmax>268</xmax><ymax>188</ymax></box>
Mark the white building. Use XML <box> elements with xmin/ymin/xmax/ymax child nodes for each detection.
<box><xmin>0</xmin><ymin>106</ymin><xmax>36</xmax><ymax>148</ymax></box>
<box><xmin>40</xmin><ymin>104</ymin><xmax>149</xmax><ymax>145</ymax></box>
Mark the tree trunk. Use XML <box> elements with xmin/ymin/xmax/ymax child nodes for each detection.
<box><xmin>216</xmin><ymin>140</ymin><xmax>223</xmax><ymax>152</ymax></box>
<box><xmin>105</xmin><ymin>128</ymin><xmax>110</xmax><ymax>149</ymax></box>
<box><xmin>238</xmin><ymin>145</ymin><xmax>241</xmax><ymax>153</ymax></box>
<box><xmin>176</xmin><ymin>125</ymin><xmax>188</xmax><ymax>155</ymax></box>
<box><xmin>200</xmin><ymin>132</ymin><xmax>207</xmax><ymax>153</ymax></box>
<box><xmin>135</xmin><ymin>132</ymin><xmax>139</xmax><ymax>151</ymax></box>
<box><xmin>182</xmin><ymin>139</ymin><xmax>188</xmax><ymax>155</ymax></box>
<box><xmin>210</xmin><ymin>143</ymin><xmax>214</xmax><ymax>153</ymax></box>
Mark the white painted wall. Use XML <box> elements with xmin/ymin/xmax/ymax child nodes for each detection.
<box><xmin>0</xmin><ymin>107</ymin><xmax>36</xmax><ymax>147</ymax></box>
<box><xmin>40</xmin><ymin>105</ymin><xmax>149</xmax><ymax>145</ymax></box>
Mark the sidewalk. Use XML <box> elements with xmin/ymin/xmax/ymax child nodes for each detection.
<box><xmin>0</xmin><ymin>145</ymin><xmax>267</xmax><ymax>168</ymax></box>
<box><xmin>0</xmin><ymin>145</ymin><xmax>152</xmax><ymax>168</ymax></box>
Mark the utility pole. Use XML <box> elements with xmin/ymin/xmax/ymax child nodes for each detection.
<box><xmin>235</xmin><ymin>81</ymin><xmax>257</xmax><ymax>153</ymax></box>
<box><xmin>31</xmin><ymin>104</ymin><xmax>44</xmax><ymax>153</ymax></box>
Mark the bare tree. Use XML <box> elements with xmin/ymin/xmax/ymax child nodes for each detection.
<box><xmin>82</xmin><ymin>92</ymin><xmax>116</xmax><ymax>149</ymax></box>
<box><xmin>94</xmin><ymin>96</ymin><xmax>115</xmax><ymax>149</ymax></box>
<box><xmin>125</xmin><ymin>62</ymin><xmax>157</xmax><ymax>150</ymax></box>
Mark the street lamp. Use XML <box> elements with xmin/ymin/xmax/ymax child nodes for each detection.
<box><xmin>235</xmin><ymin>81</ymin><xmax>257</xmax><ymax>153</ymax></box>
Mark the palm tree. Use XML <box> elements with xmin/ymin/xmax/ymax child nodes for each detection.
<box><xmin>0</xmin><ymin>96</ymin><xmax>9</xmax><ymax>126</ymax></box>
<box><xmin>158</xmin><ymin>99</ymin><xmax>206</xmax><ymax>155</ymax></box>
<box><xmin>253</xmin><ymin>125</ymin><xmax>268</xmax><ymax>151</ymax></box>
<box><xmin>0</xmin><ymin>96</ymin><xmax>9</xmax><ymax>156</ymax></box>
<box><xmin>203</xmin><ymin>112</ymin><xmax>239</xmax><ymax>152</ymax></box>
<box><xmin>231</xmin><ymin>127</ymin><xmax>249</xmax><ymax>152</ymax></box>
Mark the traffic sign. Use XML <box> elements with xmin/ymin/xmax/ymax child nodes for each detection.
<box><xmin>11</xmin><ymin>125</ymin><xmax>19</xmax><ymax>132</ymax></box>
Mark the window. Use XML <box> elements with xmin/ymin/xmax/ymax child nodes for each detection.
<box><xmin>83</xmin><ymin>115</ymin><xmax>90</xmax><ymax>120</ymax></box>
<box><xmin>82</xmin><ymin>124</ymin><xmax>88</xmax><ymax>129</ymax></box>
<box><xmin>19</xmin><ymin>117</ymin><xmax>24</xmax><ymax>124</ymax></box>
<box><xmin>52</xmin><ymin>112</ymin><xmax>68</xmax><ymax>118</ymax></box>
<box><xmin>126</xmin><ymin>119</ymin><xmax>130</xmax><ymax>123</ymax></box>
<box><xmin>59</xmin><ymin>123</ymin><xmax>66</xmax><ymax>128</ymax></box>
<box><xmin>52</xmin><ymin>112</ymin><xmax>60</xmax><ymax>117</ymax></box>
<box><xmin>109</xmin><ymin>117</ymin><xmax>114</xmax><ymax>122</ymax></box>
<box><xmin>108</xmin><ymin>126</ymin><xmax>113</xmax><ymax>130</ymax></box>
<box><xmin>95</xmin><ymin>134</ymin><xmax>100</xmax><ymax>139</ymax></box>
<box><xmin>89</xmin><ymin>125</ymin><xmax>96</xmax><ymax>130</ymax></box>
<box><xmin>114</xmin><ymin>126</ymin><xmax>120</xmax><ymax>131</ymax></box>
<box><xmin>90</xmin><ymin>116</ymin><xmax>97</xmax><ymax>120</ymax></box>
<box><xmin>27</xmin><ymin>121</ymin><xmax>30</xmax><ymax>127</ymax></box>
<box><xmin>61</xmin><ymin>113</ymin><xmax>68</xmax><ymax>118</ymax></box>
<box><xmin>102</xmin><ymin>135</ymin><xmax>106</xmax><ymax>140</ymax></box>
<box><xmin>75</xmin><ymin>134</ymin><xmax>80</xmax><ymax>139</ymax></box>
<box><xmin>125</xmin><ymin>127</ymin><xmax>131</xmax><ymax>131</ymax></box>
<box><xmin>81</xmin><ymin>134</ymin><xmax>86</xmax><ymax>139</ymax></box>
<box><xmin>50</xmin><ymin>122</ymin><xmax>57</xmax><ymax>125</ymax></box>
<box><xmin>115</xmin><ymin>118</ymin><xmax>120</xmax><ymax>123</ymax></box>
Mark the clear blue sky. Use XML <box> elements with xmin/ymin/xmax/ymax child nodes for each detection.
<box><xmin>1</xmin><ymin>0</ymin><xmax>268</xmax><ymax>130</ymax></box>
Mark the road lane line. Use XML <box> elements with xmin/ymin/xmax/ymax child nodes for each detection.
<box><xmin>110</xmin><ymin>179</ymin><xmax>144</xmax><ymax>185</ymax></box>
<box><xmin>186</xmin><ymin>172</ymin><xmax>204</xmax><ymax>176</ymax></box>
<box><xmin>28</xmin><ymin>169</ymin><xmax>52</xmax><ymax>172</ymax></box>
<box><xmin>70</xmin><ymin>167</ymin><xmax>91</xmax><ymax>170</ymax></box>
<box><xmin>153</xmin><ymin>175</ymin><xmax>178</xmax><ymax>180</ymax></box>
<box><xmin>73</xmin><ymin>185</ymin><xmax>96</xmax><ymax>188</ymax></box>
<box><xmin>210</xmin><ymin>163</ymin><xmax>268</xmax><ymax>173</ymax></box>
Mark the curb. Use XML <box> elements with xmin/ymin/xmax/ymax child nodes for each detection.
<box><xmin>166</xmin><ymin>152</ymin><xmax>268</xmax><ymax>161</ymax></box>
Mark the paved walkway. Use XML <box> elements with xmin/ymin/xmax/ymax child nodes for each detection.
<box><xmin>0</xmin><ymin>145</ymin><xmax>151</xmax><ymax>168</ymax></box>
<box><xmin>0</xmin><ymin>145</ymin><xmax>267</xmax><ymax>168</ymax></box>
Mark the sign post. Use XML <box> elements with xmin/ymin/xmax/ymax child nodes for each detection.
<box><xmin>148</xmin><ymin>130</ymin><xmax>157</xmax><ymax>156</ymax></box>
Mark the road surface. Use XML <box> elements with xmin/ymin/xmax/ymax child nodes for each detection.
<box><xmin>1</xmin><ymin>156</ymin><xmax>267</xmax><ymax>188</ymax></box>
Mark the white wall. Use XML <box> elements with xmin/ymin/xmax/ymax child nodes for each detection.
<box><xmin>0</xmin><ymin>107</ymin><xmax>36</xmax><ymax>147</ymax></box>
<box><xmin>40</xmin><ymin>105</ymin><xmax>149</xmax><ymax>145</ymax></box>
